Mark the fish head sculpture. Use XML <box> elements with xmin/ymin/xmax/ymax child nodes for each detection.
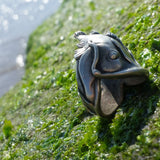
<box><xmin>74</xmin><ymin>31</ymin><xmax>148</xmax><ymax>117</ymax></box>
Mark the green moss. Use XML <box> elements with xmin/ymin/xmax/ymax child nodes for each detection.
<box><xmin>2</xmin><ymin>120</ymin><xmax>13</xmax><ymax>139</ymax></box>
<box><xmin>0</xmin><ymin>0</ymin><xmax>159</xmax><ymax>159</ymax></box>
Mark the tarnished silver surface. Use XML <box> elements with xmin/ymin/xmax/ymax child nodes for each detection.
<box><xmin>74</xmin><ymin>31</ymin><xmax>148</xmax><ymax>117</ymax></box>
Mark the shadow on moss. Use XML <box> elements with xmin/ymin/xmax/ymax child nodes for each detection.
<box><xmin>96</xmin><ymin>80</ymin><xmax>159</xmax><ymax>152</ymax></box>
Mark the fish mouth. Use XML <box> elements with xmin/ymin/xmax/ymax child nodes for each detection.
<box><xmin>74</xmin><ymin>31</ymin><xmax>90</xmax><ymax>59</ymax></box>
<box><xmin>74</xmin><ymin>39</ymin><xmax>90</xmax><ymax>60</ymax></box>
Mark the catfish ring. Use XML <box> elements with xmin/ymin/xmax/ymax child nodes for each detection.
<box><xmin>74</xmin><ymin>31</ymin><xmax>148</xmax><ymax>117</ymax></box>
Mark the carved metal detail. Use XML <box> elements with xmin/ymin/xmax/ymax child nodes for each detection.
<box><xmin>74</xmin><ymin>31</ymin><xmax>148</xmax><ymax>117</ymax></box>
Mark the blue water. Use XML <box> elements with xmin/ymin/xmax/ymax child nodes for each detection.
<box><xmin>0</xmin><ymin>0</ymin><xmax>61</xmax><ymax>97</ymax></box>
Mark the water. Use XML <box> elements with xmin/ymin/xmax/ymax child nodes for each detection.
<box><xmin>0</xmin><ymin>0</ymin><xmax>61</xmax><ymax>97</ymax></box>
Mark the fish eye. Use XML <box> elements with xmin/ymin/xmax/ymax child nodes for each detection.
<box><xmin>109</xmin><ymin>52</ymin><xmax>119</xmax><ymax>60</ymax></box>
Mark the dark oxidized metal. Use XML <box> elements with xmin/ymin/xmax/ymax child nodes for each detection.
<box><xmin>74</xmin><ymin>31</ymin><xmax>148</xmax><ymax>118</ymax></box>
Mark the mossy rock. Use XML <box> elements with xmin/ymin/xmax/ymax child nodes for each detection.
<box><xmin>0</xmin><ymin>0</ymin><xmax>159</xmax><ymax>159</ymax></box>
